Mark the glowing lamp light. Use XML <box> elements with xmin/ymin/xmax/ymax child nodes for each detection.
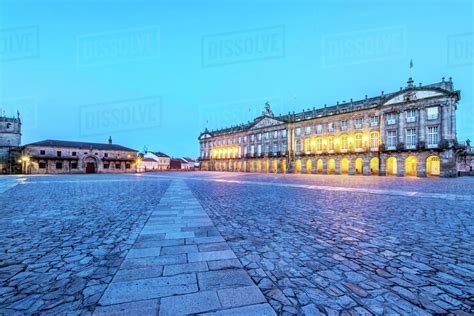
<box><xmin>362</xmin><ymin>136</ymin><xmax>369</xmax><ymax>142</ymax></box>
<box><xmin>322</xmin><ymin>139</ymin><xmax>327</xmax><ymax>145</ymax></box>
<box><xmin>334</xmin><ymin>138</ymin><xmax>341</xmax><ymax>144</ymax></box>
<box><xmin>348</xmin><ymin>137</ymin><xmax>354</xmax><ymax>143</ymax></box>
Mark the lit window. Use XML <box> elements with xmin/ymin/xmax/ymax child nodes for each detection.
<box><xmin>354</xmin><ymin>118</ymin><xmax>363</xmax><ymax>129</ymax></box>
<box><xmin>282</xmin><ymin>129</ymin><xmax>287</xmax><ymax>138</ymax></box>
<box><xmin>341</xmin><ymin>135</ymin><xmax>348</xmax><ymax>150</ymax></box>
<box><xmin>370</xmin><ymin>116</ymin><xmax>379</xmax><ymax>126</ymax></box>
<box><xmin>316</xmin><ymin>138</ymin><xmax>322</xmax><ymax>151</ymax></box>
<box><xmin>316</xmin><ymin>125</ymin><xmax>323</xmax><ymax>134</ymax></box>
<box><xmin>295</xmin><ymin>128</ymin><xmax>301</xmax><ymax>136</ymax></box>
<box><xmin>305</xmin><ymin>126</ymin><xmax>311</xmax><ymax>135</ymax></box>
<box><xmin>370</xmin><ymin>132</ymin><xmax>379</xmax><ymax>149</ymax></box>
<box><xmin>328</xmin><ymin>137</ymin><xmax>334</xmax><ymax>150</ymax></box>
<box><xmin>355</xmin><ymin>134</ymin><xmax>362</xmax><ymax>148</ymax></box>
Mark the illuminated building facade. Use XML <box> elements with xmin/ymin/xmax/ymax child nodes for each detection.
<box><xmin>0</xmin><ymin>112</ymin><xmax>22</xmax><ymax>174</ymax></box>
<box><xmin>199</xmin><ymin>77</ymin><xmax>461</xmax><ymax>177</ymax></box>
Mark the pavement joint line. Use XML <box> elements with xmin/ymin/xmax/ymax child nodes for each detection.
<box><xmin>134</xmin><ymin>174</ymin><xmax>473</xmax><ymax>201</ymax></box>
<box><xmin>94</xmin><ymin>179</ymin><xmax>275</xmax><ymax>315</ymax></box>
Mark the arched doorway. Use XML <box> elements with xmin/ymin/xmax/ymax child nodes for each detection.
<box><xmin>256</xmin><ymin>160</ymin><xmax>262</xmax><ymax>173</ymax></box>
<box><xmin>295</xmin><ymin>160</ymin><xmax>302</xmax><ymax>174</ymax></box>
<box><xmin>272</xmin><ymin>160</ymin><xmax>278</xmax><ymax>173</ymax></box>
<box><xmin>316</xmin><ymin>159</ymin><xmax>323</xmax><ymax>174</ymax></box>
<box><xmin>327</xmin><ymin>158</ymin><xmax>335</xmax><ymax>174</ymax></box>
<box><xmin>426</xmin><ymin>156</ymin><xmax>440</xmax><ymax>176</ymax></box>
<box><xmin>386</xmin><ymin>157</ymin><xmax>397</xmax><ymax>176</ymax></box>
<box><xmin>405</xmin><ymin>156</ymin><xmax>417</xmax><ymax>176</ymax></box>
<box><xmin>355</xmin><ymin>158</ymin><xmax>363</xmax><ymax>175</ymax></box>
<box><xmin>370</xmin><ymin>157</ymin><xmax>379</xmax><ymax>175</ymax></box>
<box><xmin>281</xmin><ymin>159</ymin><xmax>287</xmax><ymax>174</ymax></box>
<box><xmin>250</xmin><ymin>161</ymin><xmax>255</xmax><ymax>173</ymax></box>
<box><xmin>243</xmin><ymin>161</ymin><xmax>247</xmax><ymax>172</ymax></box>
<box><xmin>340</xmin><ymin>158</ymin><xmax>349</xmax><ymax>175</ymax></box>
<box><xmin>306</xmin><ymin>159</ymin><xmax>312</xmax><ymax>174</ymax></box>
<box><xmin>84</xmin><ymin>156</ymin><xmax>98</xmax><ymax>174</ymax></box>
<box><xmin>263</xmin><ymin>160</ymin><xmax>269</xmax><ymax>173</ymax></box>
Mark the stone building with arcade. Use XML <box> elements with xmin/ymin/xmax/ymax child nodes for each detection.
<box><xmin>199</xmin><ymin>77</ymin><xmax>463</xmax><ymax>177</ymax></box>
<box><xmin>21</xmin><ymin>137</ymin><xmax>139</xmax><ymax>174</ymax></box>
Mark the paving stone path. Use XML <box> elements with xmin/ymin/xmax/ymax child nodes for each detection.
<box><xmin>95</xmin><ymin>180</ymin><xmax>275</xmax><ymax>315</ymax></box>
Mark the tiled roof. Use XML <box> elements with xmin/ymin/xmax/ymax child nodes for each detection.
<box><xmin>24</xmin><ymin>139</ymin><xmax>137</xmax><ymax>152</ymax></box>
<box><xmin>152</xmin><ymin>152</ymin><xmax>170</xmax><ymax>158</ymax></box>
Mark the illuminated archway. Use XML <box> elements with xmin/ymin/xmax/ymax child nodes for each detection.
<box><xmin>370</xmin><ymin>157</ymin><xmax>379</xmax><ymax>175</ymax></box>
<box><xmin>327</xmin><ymin>158</ymin><xmax>335</xmax><ymax>174</ymax></box>
<box><xmin>386</xmin><ymin>157</ymin><xmax>397</xmax><ymax>176</ymax></box>
<box><xmin>295</xmin><ymin>160</ymin><xmax>302</xmax><ymax>174</ymax></box>
<box><xmin>405</xmin><ymin>156</ymin><xmax>417</xmax><ymax>176</ymax></box>
<box><xmin>355</xmin><ymin>158</ymin><xmax>363</xmax><ymax>175</ymax></box>
<box><xmin>237</xmin><ymin>161</ymin><xmax>241</xmax><ymax>172</ymax></box>
<box><xmin>426</xmin><ymin>156</ymin><xmax>440</xmax><ymax>176</ymax></box>
<box><xmin>306</xmin><ymin>159</ymin><xmax>312</xmax><ymax>174</ymax></box>
<box><xmin>281</xmin><ymin>159</ymin><xmax>287</xmax><ymax>174</ymax></box>
<box><xmin>340</xmin><ymin>158</ymin><xmax>349</xmax><ymax>175</ymax></box>
<box><xmin>263</xmin><ymin>160</ymin><xmax>269</xmax><ymax>173</ymax></box>
<box><xmin>243</xmin><ymin>161</ymin><xmax>247</xmax><ymax>172</ymax></box>
<box><xmin>272</xmin><ymin>160</ymin><xmax>278</xmax><ymax>173</ymax></box>
<box><xmin>316</xmin><ymin>159</ymin><xmax>323</xmax><ymax>174</ymax></box>
<box><xmin>250</xmin><ymin>161</ymin><xmax>255</xmax><ymax>173</ymax></box>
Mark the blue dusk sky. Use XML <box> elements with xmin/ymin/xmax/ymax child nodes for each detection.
<box><xmin>0</xmin><ymin>0</ymin><xmax>473</xmax><ymax>158</ymax></box>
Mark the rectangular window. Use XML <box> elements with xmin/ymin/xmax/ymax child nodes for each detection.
<box><xmin>57</xmin><ymin>151</ymin><xmax>62</xmax><ymax>157</ymax></box>
<box><xmin>305</xmin><ymin>126</ymin><xmax>312</xmax><ymax>135</ymax></box>
<box><xmin>370</xmin><ymin>132</ymin><xmax>379</xmax><ymax>149</ymax></box>
<box><xmin>273</xmin><ymin>131</ymin><xmax>278</xmax><ymax>139</ymax></box>
<box><xmin>282</xmin><ymin>129</ymin><xmax>287</xmax><ymax>138</ymax></box>
<box><xmin>257</xmin><ymin>133</ymin><xmax>262</xmax><ymax>141</ymax></box>
<box><xmin>340</xmin><ymin>121</ymin><xmax>348</xmax><ymax>131</ymax></box>
<box><xmin>104</xmin><ymin>163</ymin><xmax>109</xmax><ymax>169</ymax></box>
<box><xmin>316</xmin><ymin>125</ymin><xmax>323</xmax><ymax>134</ymax></box>
<box><xmin>115</xmin><ymin>163</ymin><xmax>121</xmax><ymax>169</ymax></box>
<box><xmin>126</xmin><ymin>163</ymin><xmax>131</xmax><ymax>169</ymax></box>
<box><xmin>39</xmin><ymin>162</ymin><xmax>46</xmax><ymax>169</ymax></box>
<box><xmin>427</xmin><ymin>107</ymin><xmax>439</xmax><ymax>120</ymax></box>
<box><xmin>327</xmin><ymin>123</ymin><xmax>334</xmax><ymax>132</ymax></box>
<box><xmin>282</xmin><ymin>142</ymin><xmax>287</xmax><ymax>153</ymax></box>
<box><xmin>387</xmin><ymin>113</ymin><xmax>396</xmax><ymax>125</ymax></box>
<box><xmin>370</xmin><ymin>116</ymin><xmax>379</xmax><ymax>126</ymax></box>
<box><xmin>104</xmin><ymin>153</ymin><xmax>108</xmax><ymax>157</ymax></box>
<box><xmin>387</xmin><ymin>131</ymin><xmax>397</xmax><ymax>149</ymax></box>
<box><xmin>72</xmin><ymin>151</ymin><xmax>77</xmax><ymax>156</ymax></box>
<box><xmin>354</xmin><ymin>118</ymin><xmax>363</xmax><ymax>129</ymax></box>
<box><xmin>251</xmin><ymin>135</ymin><xmax>255</xmax><ymax>142</ymax></box>
<box><xmin>296</xmin><ymin>140</ymin><xmax>301</xmax><ymax>154</ymax></box>
<box><xmin>428</xmin><ymin>126</ymin><xmax>439</xmax><ymax>146</ymax></box>
<box><xmin>238</xmin><ymin>136</ymin><xmax>242</xmax><ymax>143</ymax></box>
<box><xmin>71</xmin><ymin>163</ymin><xmax>78</xmax><ymax>169</ymax></box>
<box><xmin>265</xmin><ymin>132</ymin><xmax>269</xmax><ymax>140</ymax></box>
<box><xmin>406</xmin><ymin>110</ymin><xmax>416</xmax><ymax>122</ymax></box>
<box><xmin>316</xmin><ymin>139</ymin><xmax>322</xmax><ymax>151</ymax></box>
<box><xmin>265</xmin><ymin>144</ymin><xmax>270</xmax><ymax>154</ymax></box>
<box><xmin>244</xmin><ymin>147</ymin><xmax>248</xmax><ymax>156</ymax></box>
<box><xmin>328</xmin><ymin>137</ymin><xmax>334</xmax><ymax>150</ymax></box>
<box><xmin>56</xmin><ymin>162</ymin><xmax>63</xmax><ymax>169</ymax></box>
<box><xmin>250</xmin><ymin>145</ymin><xmax>255</xmax><ymax>155</ymax></box>
<box><xmin>355</xmin><ymin>134</ymin><xmax>362</xmax><ymax>148</ymax></box>
<box><xmin>244</xmin><ymin>136</ymin><xmax>247</xmax><ymax>142</ymax></box>
<box><xmin>273</xmin><ymin>143</ymin><xmax>278</xmax><ymax>154</ymax></box>
<box><xmin>406</xmin><ymin>128</ymin><xmax>416</xmax><ymax>148</ymax></box>
<box><xmin>40</xmin><ymin>150</ymin><xmax>45</xmax><ymax>155</ymax></box>
<box><xmin>341</xmin><ymin>136</ymin><xmax>348</xmax><ymax>150</ymax></box>
<box><xmin>295</xmin><ymin>128</ymin><xmax>301</xmax><ymax>136</ymax></box>
<box><xmin>257</xmin><ymin>144</ymin><xmax>262</xmax><ymax>155</ymax></box>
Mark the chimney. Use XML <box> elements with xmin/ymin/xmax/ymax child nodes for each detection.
<box><xmin>108</xmin><ymin>136</ymin><xmax>112</xmax><ymax>144</ymax></box>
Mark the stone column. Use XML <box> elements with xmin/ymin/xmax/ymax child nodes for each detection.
<box><xmin>321</xmin><ymin>158</ymin><xmax>327</xmax><ymax>175</ymax></box>
<box><xmin>311</xmin><ymin>158</ymin><xmax>317</xmax><ymax>174</ymax></box>
<box><xmin>301</xmin><ymin>159</ymin><xmax>307</xmax><ymax>174</ymax></box>
<box><xmin>398</xmin><ymin>111</ymin><xmax>405</xmax><ymax>145</ymax></box>
<box><xmin>335</xmin><ymin>158</ymin><xmax>341</xmax><ymax>175</ymax></box>
<box><xmin>348</xmin><ymin>158</ymin><xmax>355</xmax><ymax>176</ymax></box>
<box><xmin>418</xmin><ymin>108</ymin><xmax>425</xmax><ymax>142</ymax></box>
<box><xmin>379</xmin><ymin>155</ymin><xmax>386</xmax><ymax>176</ymax></box>
<box><xmin>380</xmin><ymin>112</ymin><xmax>386</xmax><ymax>145</ymax></box>
<box><xmin>363</xmin><ymin>158</ymin><xmax>370</xmax><ymax>176</ymax></box>
<box><xmin>417</xmin><ymin>155</ymin><xmax>426</xmax><ymax>177</ymax></box>
<box><xmin>397</xmin><ymin>157</ymin><xmax>404</xmax><ymax>177</ymax></box>
<box><xmin>441</xmin><ymin>105</ymin><xmax>448</xmax><ymax>141</ymax></box>
<box><xmin>451</xmin><ymin>102</ymin><xmax>457</xmax><ymax>142</ymax></box>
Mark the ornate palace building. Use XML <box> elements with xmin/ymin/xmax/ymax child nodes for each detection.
<box><xmin>199</xmin><ymin>77</ymin><xmax>463</xmax><ymax>177</ymax></box>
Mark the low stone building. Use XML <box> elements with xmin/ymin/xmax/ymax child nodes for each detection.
<box><xmin>22</xmin><ymin>137</ymin><xmax>139</xmax><ymax>174</ymax></box>
<box><xmin>0</xmin><ymin>112</ymin><xmax>22</xmax><ymax>174</ymax></box>
<box><xmin>143</xmin><ymin>151</ymin><xmax>170</xmax><ymax>170</ymax></box>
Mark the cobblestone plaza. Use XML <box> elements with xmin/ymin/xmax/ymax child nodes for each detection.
<box><xmin>0</xmin><ymin>172</ymin><xmax>473</xmax><ymax>315</ymax></box>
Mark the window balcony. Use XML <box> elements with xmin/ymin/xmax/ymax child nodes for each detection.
<box><xmin>406</xmin><ymin>117</ymin><xmax>416</xmax><ymax>123</ymax></box>
<box><xmin>405</xmin><ymin>145</ymin><xmax>416</xmax><ymax>150</ymax></box>
<box><xmin>427</xmin><ymin>115</ymin><xmax>438</xmax><ymax>120</ymax></box>
<box><xmin>426</xmin><ymin>143</ymin><xmax>438</xmax><ymax>149</ymax></box>
<box><xmin>370</xmin><ymin>121</ymin><xmax>379</xmax><ymax>127</ymax></box>
<box><xmin>327</xmin><ymin>127</ymin><xmax>334</xmax><ymax>132</ymax></box>
<box><xmin>340</xmin><ymin>126</ymin><xmax>348</xmax><ymax>131</ymax></box>
<box><xmin>354</xmin><ymin>124</ymin><xmax>362</xmax><ymax>129</ymax></box>
<box><xmin>387</xmin><ymin>119</ymin><xmax>396</xmax><ymax>125</ymax></box>
<box><xmin>386</xmin><ymin>146</ymin><xmax>396</xmax><ymax>150</ymax></box>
